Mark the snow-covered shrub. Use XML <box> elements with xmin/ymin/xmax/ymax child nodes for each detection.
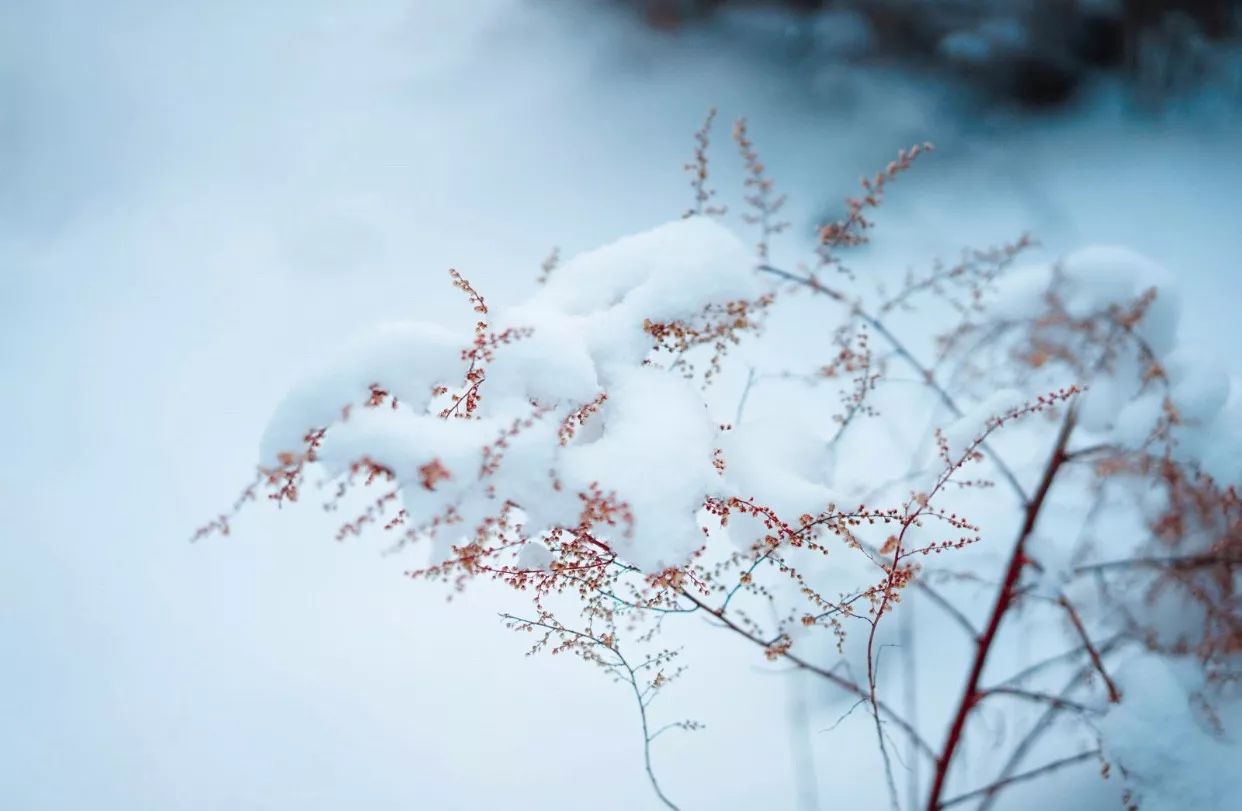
<box><xmin>201</xmin><ymin>113</ymin><xmax>1241</xmax><ymax>809</ymax></box>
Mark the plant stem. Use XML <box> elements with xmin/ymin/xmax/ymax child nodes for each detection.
<box><xmin>924</xmin><ymin>407</ymin><xmax>1077</xmax><ymax>809</ymax></box>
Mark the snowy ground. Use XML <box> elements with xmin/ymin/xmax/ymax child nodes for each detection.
<box><xmin>3</xmin><ymin>2</ymin><xmax>1241</xmax><ymax>809</ymax></box>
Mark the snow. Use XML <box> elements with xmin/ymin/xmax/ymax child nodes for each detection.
<box><xmin>985</xmin><ymin>243</ymin><xmax>1242</xmax><ymax>485</ymax></box>
<box><xmin>560</xmin><ymin>366</ymin><xmax>720</xmax><ymax>571</ymax></box>
<box><xmin>525</xmin><ymin>215</ymin><xmax>760</xmax><ymax>373</ymax></box>
<box><xmin>1165</xmin><ymin>349</ymin><xmax>1231</xmax><ymax>425</ymax></box>
<box><xmin>516</xmin><ymin>540</ymin><xmax>554</xmax><ymax>571</ymax></box>
<box><xmin>942</xmin><ymin>387</ymin><xmax>1026</xmax><ymax>453</ymax></box>
<box><xmin>479</xmin><ymin>309</ymin><xmax>600</xmax><ymax>408</ymax></box>
<box><xmin>719</xmin><ymin>416</ymin><xmax>841</xmax><ymax>523</ymax></box>
<box><xmin>1077</xmin><ymin>366</ymin><xmax>1137</xmax><ymax>433</ymax></box>
<box><xmin>1102</xmin><ymin>654</ymin><xmax>1241</xmax><ymax>810</ymax></box>
<box><xmin>989</xmin><ymin>245</ymin><xmax>1179</xmax><ymax>345</ymax></box>
<box><xmin>989</xmin><ymin>262</ymin><xmax>1057</xmax><ymax>320</ymax></box>
<box><xmin>1060</xmin><ymin>245</ymin><xmax>1181</xmax><ymax>354</ymax></box>
<box><xmin>1197</xmin><ymin>401</ymin><xmax>1242</xmax><ymax>485</ymax></box>
<box><xmin>260</xmin><ymin>321</ymin><xmax>466</xmax><ymax>466</ymax></box>
<box><xmin>260</xmin><ymin>217</ymin><xmax>757</xmax><ymax>572</ymax></box>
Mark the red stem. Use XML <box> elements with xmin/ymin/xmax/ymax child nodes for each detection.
<box><xmin>925</xmin><ymin>409</ymin><xmax>1076</xmax><ymax>810</ymax></box>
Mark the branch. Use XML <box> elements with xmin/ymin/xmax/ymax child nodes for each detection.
<box><xmin>977</xmin><ymin>639</ymin><xmax>1124</xmax><ymax>811</ymax></box>
<box><xmin>993</xmin><ymin>632</ymin><xmax>1128</xmax><ymax>689</ymax></box>
<box><xmin>1057</xmin><ymin>594</ymin><xmax>1122</xmax><ymax>704</ymax></box>
<box><xmin>857</xmin><ymin>539</ymin><xmax>979</xmax><ymax>639</ymax></box>
<box><xmin>758</xmin><ymin>264</ymin><xmax>1031</xmax><ymax>504</ymax></box>
<box><xmin>1071</xmin><ymin>553</ymin><xmax>1242</xmax><ymax>576</ymax></box>
<box><xmin>978</xmin><ymin>686</ymin><xmax>1102</xmax><ymax>716</ymax></box>
<box><xmin>939</xmin><ymin>750</ymin><xmax>1099</xmax><ymax>809</ymax></box>
<box><xmin>679</xmin><ymin>589</ymin><xmax>938</xmax><ymax>763</ymax></box>
<box><xmin>924</xmin><ymin>405</ymin><xmax>1078</xmax><ymax>810</ymax></box>
<box><xmin>500</xmin><ymin>613</ymin><xmax>682</xmax><ymax>810</ymax></box>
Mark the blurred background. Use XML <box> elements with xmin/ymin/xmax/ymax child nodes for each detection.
<box><xmin>2</xmin><ymin>2</ymin><xmax>1240</xmax><ymax>809</ymax></box>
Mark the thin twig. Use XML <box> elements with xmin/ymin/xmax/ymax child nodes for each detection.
<box><xmin>978</xmin><ymin>686</ymin><xmax>1102</xmax><ymax>716</ymax></box>
<box><xmin>679</xmin><ymin>589</ymin><xmax>939</xmax><ymax>763</ymax></box>
<box><xmin>501</xmin><ymin>613</ymin><xmax>682</xmax><ymax>810</ymax></box>
<box><xmin>939</xmin><ymin>750</ymin><xmax>1099</xmax><ymax>809</ymax></box>
<box><xmin>977</xmin><ymin>640</ymin><xmax>1124</xmax><ymax>811</ymax></box>
<box><xmin>993</xmin><ymin>632</ymin><xmax>1128</xmax><ymax>689</ymax></box>
<box><xmin>857</xmin><ymin>538</ymin><xmax>980</xmax><ymax>639</ymax></box>
<box><xmin>1057</xmin><ymin>594</ymin><xmax>1122</xmax><ymax>703</ymax></box>
<box><xmin>1071</xmin><ymin>553</ymin><xmax>1242</xmax><ymax>575</ymax></box>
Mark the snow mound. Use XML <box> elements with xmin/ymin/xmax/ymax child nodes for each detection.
<box><xmin>1102</xmin><ymin>655</ymin><xmax>1241</xmax><ymax>811</ymax></box>
<box><xmin>259</xmin><ymin>217</ymin><xmax>790</xmax><ymax>571</ymax></box>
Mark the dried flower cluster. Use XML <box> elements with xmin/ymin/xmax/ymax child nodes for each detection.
<box><xmin>643</xmin><ymin>293</ymin><xmax>775</xmax><ymax>384</ymax></box>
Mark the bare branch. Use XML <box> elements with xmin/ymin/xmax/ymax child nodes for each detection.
<box><xmin>939</xmin><ymin>750</ymin><xmax>1100</xmax><ymax>809</ymax></box>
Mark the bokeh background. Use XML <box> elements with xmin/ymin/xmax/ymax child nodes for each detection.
<box><xmin>3</xmin><ymin>2</ymin><xmax>1241</xmax><ymax>809</ymax></box>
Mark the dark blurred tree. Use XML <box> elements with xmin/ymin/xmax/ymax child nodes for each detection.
<box><xmin>618</xmin><ymin>0</ymin><xmax>1241</xmax><ymax>109</ymax></box>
